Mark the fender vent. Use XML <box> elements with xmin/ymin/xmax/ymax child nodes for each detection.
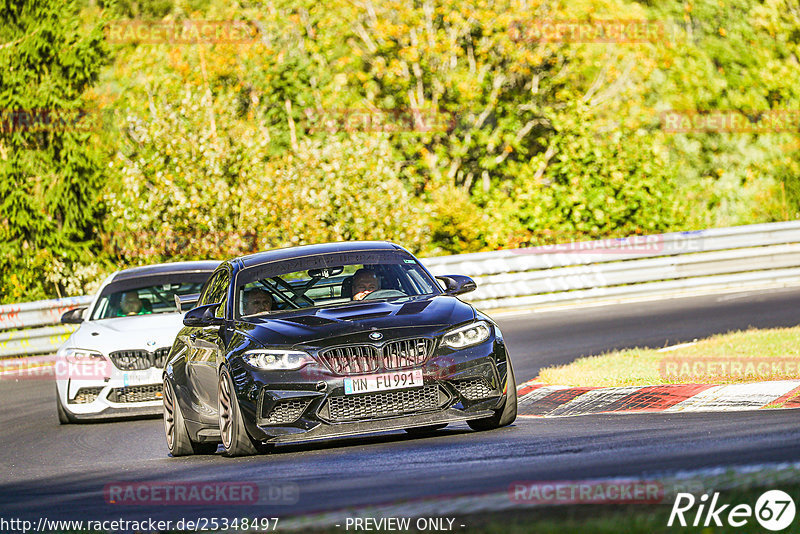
<box><xmin>453</xmin><ymin>378</ymin><xmax>496</xmax><ymax>400</ymax></box>
<box><xmin>261</xmin><ymin>398</ymin><xmax>312</xmax><ymax>425</ymax></box>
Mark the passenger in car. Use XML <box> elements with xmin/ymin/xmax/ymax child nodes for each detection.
<box><xmin>242</xmin><ymin>288</ymin><xmax>274</xmax><ymax>315</ymax></box>
<box><xmin>351</xmin><ymin>269</ymin><xmax>380</xmax><ymax>301</ymax></box>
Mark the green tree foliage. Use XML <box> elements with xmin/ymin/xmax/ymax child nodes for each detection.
<box><xmin>103</xmin><ymin>85</ymin><xmax>430</xmax><ymax>262</ymax></box>
<box><xmin>342</xmin><ymin>0</ymin><xmax>678</xmax><ymax>247</ymax></box>
<box><xmin>647</xmin><ymin>0</ymin><xmax>800</xmax><ymax>226</ymax></box>
<box><xmin>4</xmin><ymin>0</ymin><xmax>800</xmax><ymax>302</ymax></box>
<box><xmin>0</xmin><ymin>0</ymin><xmax>110</xmax><ymax>301</ymax></box>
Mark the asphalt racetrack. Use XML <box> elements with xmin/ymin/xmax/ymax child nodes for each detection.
<box><xmin>2</xmin><ymin>287</ymin><xmax>800</xmax><ymax>524</ymax></box>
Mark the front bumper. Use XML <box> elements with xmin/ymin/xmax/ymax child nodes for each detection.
<box><xmin>57</xmin><ymin>370</ymin><xmax>164</xmax><ymax>419</ymax></box>
<box><xmin>68</xmin><ymin>403</ymin><xmax>162</xmax><ymax>421</ymax></box>
<box><xmin>228</xmin><ymin>332</ymin><xmax>511</xmax><ymax>445</ymax></box>
<box><xmin>265</xmin><ymin>406</ymin><xmax>495</xmax><ymax>445</ymax></box>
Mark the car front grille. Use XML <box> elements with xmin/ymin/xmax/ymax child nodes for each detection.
<box><xmin>69</xmin><ymin>387</ymin><xmax>104</xmax><ymax>404</ymax></box>
<box><xmin>453</xmin><ymin>378</ymin><xmax>496</xmax><ymax>400</ymax></box>
<box><xmin>152</xmin><ymin>347</ymin><xmax>171</xmax><ymax>368</ymax></box>
<box><xmin>261</xmin><ymin>399</ymin><xmax>312</xmax><ymax>425</ymax></box>
<box><xmin>383</xmin><ymin>338</ymin><xmax>431</xmax><ymax>369</ymax></box>
<box><xmin>108</xmin><ymin>348</ymin><xmax>171</xmax><ymax>370</ymax></box>
<box><xmin>107</xmin><ymin>384</ymin><xmax>163</xmax><ymax>403</ymax></box>
<box><xmin>323</xmin><ymin>384</ymin><xmax>444</xmax><ymax>422</ymax></box>
<box><xmin>319</xmin><ymin>338</ymin><xmax>433</xmax><ymax>375</ymax></box>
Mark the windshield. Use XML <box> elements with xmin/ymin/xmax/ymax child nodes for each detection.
<box><xmin>235</xmin><ymin>250</ymin><xmax>439</xmax><ymax>318</ymax></box>
<box><xmin>90</xmin><ymin>273</ymin><xmax>211</xmax><ymax>320</ymax></box>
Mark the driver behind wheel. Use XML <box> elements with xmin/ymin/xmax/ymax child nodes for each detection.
<box><xmin>117</xmin><ymin>292</ymin><xmax>152</xmax><ymax>316</ymax></box>
<box><xmin>242</xmin><ymin>288</ymin><xmax>273</xmax><ymax>315</ymax></box>
<box><xmin>352</xmin><ymin>269</ymin><xmax>380</xmax><ymax>301</ymax></box>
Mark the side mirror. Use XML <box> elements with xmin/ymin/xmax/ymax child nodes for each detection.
<box><xmin>183</xmin><ymin>303</ymin><xmax>224</xmax><ymax>327</ymax></box>
<box><xmin>436</xmin><ymin>275</ymin><xmax>477</xmax><ymax>296</ymax></box>
<box><xmin>61</xmin><ymin>307</ymin><xmax>87</xmax><ymax>324</ymax></box>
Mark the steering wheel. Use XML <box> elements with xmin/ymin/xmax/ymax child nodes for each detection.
<box><xmin>363</xmin><ymin>289</ymin><xmax>407</xmax><ymax>300</ymax></box>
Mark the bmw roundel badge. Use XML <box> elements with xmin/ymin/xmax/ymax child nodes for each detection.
<box><xmin>369</xmin><ymin>332</ymin><xmax>383</xmax><ymax>341</ymax></box>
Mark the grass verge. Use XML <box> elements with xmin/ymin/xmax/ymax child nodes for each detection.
<box><xmin>536</xmin><ymin>326</ymin><xmax>800</xmax><ymax>387</ymax></box>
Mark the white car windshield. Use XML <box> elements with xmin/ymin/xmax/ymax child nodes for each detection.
<box><xmin>90</xmin><ymin>276</ymin><xmax>208</xmax><ymax>320</ymax></box>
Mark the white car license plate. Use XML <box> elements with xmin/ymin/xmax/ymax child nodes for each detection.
<box><xmin>122</xmin><ymin>369</ymin><xmax>160</xmax><ymax>387</ymax></box>
<box><xmin>344</xmin><ymin>369</ymin><xmax>423</xmax><ymax>395</ymax></box>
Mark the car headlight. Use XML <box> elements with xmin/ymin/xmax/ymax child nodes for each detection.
<box><xmin>61</xmin><ymin>348</ymin><xmax>107</xmax><ymax>364</ymax></box>
<box><xmin>243</xmin><ymin>350</ymin><xmax>315</xmax><ymax>371</ymax></box>
<box><xmin>441</xmin><ymin>321</ymin><xmax>492</xmax><ymax>349</ymax></box>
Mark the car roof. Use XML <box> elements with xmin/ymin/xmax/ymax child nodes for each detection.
<box><xmin>110</xmin><ymin>261</ymin><xmax>222</xmax><ymax>282</ymax></box>
<box><xmin>236</xmin><ymin>241</ymin><xmax>404</xmax><ymax>269</ymax></box>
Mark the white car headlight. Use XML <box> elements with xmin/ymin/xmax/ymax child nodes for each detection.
<box><xmin>61</xmin><ymin>348</ymin><xmax>106</xmax><ymax>364</ymax></box>
<box><xmin>441</xmin><ymin>321</ymin><xmax>492</xmax><ymax>349</ymax></box>
<box><xmin>55</xmin><ymin>348</ymin><xmax>111</xmax><ymax>380</ymax></box>
<box><xmin>243</xmin><ymin>350</ymin><xmax>315</xmax><ymax>371</ymax></box>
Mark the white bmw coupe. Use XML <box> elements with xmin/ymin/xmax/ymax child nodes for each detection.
<box><xmin>55</xmin><ymin>261</ymin><xmax>219</xmax><ymax>423</ymax></box>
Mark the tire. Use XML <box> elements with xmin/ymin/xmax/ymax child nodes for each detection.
<box><xmin>404</xmin><ymin>424</ymin><xmax>447</xmax><ymax>436</ymax></box>
<box><xmin>56</xmin><ymin>386</ymin><xmax>75</xmax><ymax>425</ymax></box>
<box><xmin>218</xmin><ymin>367</ymin><xmax>262</xmax><ymax>457</ymax></box>
<box><xmin>164</xmin><ymin>378</ymin><xmax>218</xmax><ymax>456</ymax></box>
<box><xmin>467</xmin><ymin>358</ymin><xmax>517</xmax><ymax>431</ymax></box>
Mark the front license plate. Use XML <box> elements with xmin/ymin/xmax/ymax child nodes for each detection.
<box><xmin>344</xmin><ymin>369</ymin><xmax>423</xmax><ymax>395</ymax></box>
<box><xmin>122</xmin><ymin>369</ymin><xmax>159</xmax><ymax>387</ymax></box>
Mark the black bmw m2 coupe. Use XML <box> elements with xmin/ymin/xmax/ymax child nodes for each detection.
<box><xmin>163</xmin><ymin>241</ymin><xmax>516</xmax><ymax>456</ymax></box>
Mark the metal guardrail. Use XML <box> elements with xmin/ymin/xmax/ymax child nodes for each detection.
<box><xmin>423</xmin><ymin>220</ymin><xmax>800</xmax><ymax>309</ymax></box>
<box><xmin>0</xmin><ymin>325</ymin><xmax>78</xmax><ymax>359</ymax></box>
<box><xmin>3</xmin><ymin>220</ymin><xmax>800</xmax><ymax>358</ymax></box>
<box><xmin>0</xmin><ymin>296</ymin><xmax>92</xmax><ymax>331</ymax></box>
<box><xmin>0</xmin><ymin>297</ymin><xmax>91</xmax><ymax>358</ymax></box>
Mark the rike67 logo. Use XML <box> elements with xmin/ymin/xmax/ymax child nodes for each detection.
<box><xmin>669</xmin><ymin>490</ymin><xmax>796</xmax><ymax>531</ymax></box>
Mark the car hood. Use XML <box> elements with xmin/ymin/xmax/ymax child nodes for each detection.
<box><xmin>63</xmin><ymin>313</ymin><xmax>185</xmax><ymax>355</ymax></box>
<box><xmin>241</xmin><ymin>295</ymin><xmax>476</xmax><ymax>347</ymax></box>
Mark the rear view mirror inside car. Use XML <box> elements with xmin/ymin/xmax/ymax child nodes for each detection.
<box><xmin>307</xmin><ymin>266</ymin><xmax>345</xmax><ymax>278</ymax></box>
